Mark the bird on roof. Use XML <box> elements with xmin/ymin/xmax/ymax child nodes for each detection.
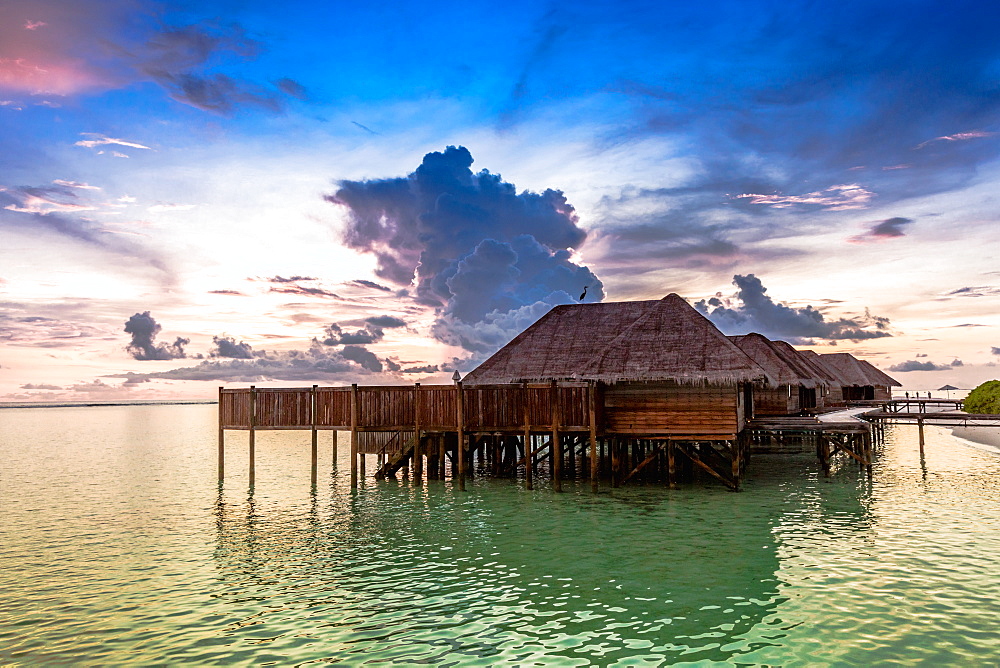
<box><xmin>579</xmin><ymin>285</ymin><xmax>589</xmax><ymax>301</ymax></box>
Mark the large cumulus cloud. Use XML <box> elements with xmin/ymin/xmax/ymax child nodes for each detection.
<box><xmin>327</xmin><ymin>146</ymin><xmax>603</xmax><ymax>358</ymax></box>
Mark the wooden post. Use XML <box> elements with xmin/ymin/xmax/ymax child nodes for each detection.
<box><xmin>588</xmin><ymin>381</ymin><xmax>598</xmax><ymax>492</ymax></box>
<box><xmin>413</xmin><ymin>383</ymin><xmax>423</xmax><ymax>486</ymax></box>
<box><xmin>249</xmin><ymin>386</ymin><xmax>256</xmax><ymax>486</ymax></box>
<box><xmin>438</xmin><ymin>435</ymin><xmax>446</xmax><ymax>479</ymax></box>
<box><xmin>331</xmin><ymin>430</ymin><xmax>338</xmax><ymax>467</ymax></box>
<box><xmin>217</xmin><ymin>386</ymin><xmax>224</xmax><ymax>482</ymax></box>
<box><xmin>310</xmin><ymin>385</ymin><xmax>318</xmax><ymax>487</ymax></box>
<box><xmin>730</xmin><ymin>439</ymin><xmax>742</xmax><ymax>492</ymax></box>
<box><xmin>523</xmin><ymin>382</ymin><xmax>533</xmax><ymax>490</ymax></box>
<box><xmin>667</xmin><ymin>440</ymin><xmax>676</xmax><ymax>489</ymax></box>
<box><xmin>457</xmin><ymin>381</ymin><xmax>466</xmax><ymax>491</ymax></box>
<box><xmin>918</xmin><ymin>417</ymin><xmax>925</xmax><ymax>456</ymax></box>
<box><xmin>350</xmin><ymin>384</ymin><xmax>358</xmax><ymax>489</ymax></box>
<box><xmin>819</xmin><ymin>433</ymin><xmax>830</xmax><ymax>477</ymax></box>
<box><xmin>551</xmin><ymin>380</ymin><xmax>562</xmax><ymax>492</ymax></box>
<box><xmin>611</xmin><ymin>438</ymin><xmax>621</xmax><ymax>487</ymax></box>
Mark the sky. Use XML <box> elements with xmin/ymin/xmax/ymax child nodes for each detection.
<box><xmin>2</xmin><ymin>0</ymin><xmax>999</xmax><ymax>401</ymax></box>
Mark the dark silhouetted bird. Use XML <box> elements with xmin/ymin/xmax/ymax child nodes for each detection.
<box><xmin>579</xmin><ymin>285</ymin><xmax>589</xmax><ymax>301</ymax></box>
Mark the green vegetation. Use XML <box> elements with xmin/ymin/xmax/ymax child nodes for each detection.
<box><xmin>963</xmin><ymin>380</ymin><xmax>1000</xmax><ymax>414</ymax></box>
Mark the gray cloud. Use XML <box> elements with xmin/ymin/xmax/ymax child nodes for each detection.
<box><xmin>696</xmin><ymin>274</ymin><xmax>892</xmax><ymax>343</ymax></box>
<box><xmin>365</xmin><ymin>315</ymin><xmax>407</xmax><ymax>328</ymax></box>
<box><xmin>111</xmin><ymin>343</ymin><xmax>392</xmax><ymax>383</ymax></box>
<box><xmin>340</xmin><ymin>345</ymin><xmax>382</xmax><ymax>372</ymax></box>
<box><xmin>350</xmin><ymin>279</ymin><xmax>393</xmax><ymax>292</ymax></box>
<box><xmin>211</xmin><ymin>335</ymin><xmax>254</xmax><ymax>359</ymax></box>
<box><xmin>124</xmin><ymin>311</ymin><xmax>188</xmax><ymax>360</ymax></box>
<box><xmin>20</xmin><ymin>383</ymin><xmax>63</xmax><ymax>390</ymax></box>
<box><xmin>328</xmin><ymin>146</ymin><xmax>604</xmax><ymax>355</ymax></box>
<box><xmin>403</xmin><ymin>364</ymin><xmax>439</xmax><ymax>374</ymax></box>
<box><xmin>888</xmin><ymin>359</ymin><xmax>963</xmax><ymax>372</ymax></box>
<box><xmin>992</xmin><ymin>347</ymin><xmax>1000</xmax><ymax>355</ymax></box>
<box><xmin>321</xmin><ymin>323</ymin><xmax>383</xmax><ymax>345</ymax></box>
<box><xmin>851</xmin><ymin>217</ymin><xmax>914</xmax><ymax>243</ymax></box>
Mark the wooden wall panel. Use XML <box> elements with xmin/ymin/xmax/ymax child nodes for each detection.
<box><xmin>603</xmin><ymin>383</ymin><xmax>738</xmax><ymax>435</ymax></box>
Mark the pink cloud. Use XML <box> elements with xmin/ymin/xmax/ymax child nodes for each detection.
<box><xmin>916</xmin><ymin>130</ymin><xmax>996</xmax><ymax>149</ymax></box>
<box><xmin>24</xmin><ymin>20</ymin><xmax>47</xmax><ymax>30</ymax></box>
<box><xmin>733</xmin><ymin>183</ymin><xmax>874</xmax><ymax>211</ymax></box>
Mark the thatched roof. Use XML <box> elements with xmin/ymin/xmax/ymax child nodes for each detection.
<box><xmin>770</xmin><ymin>340</ymin><xmax>839</xmax><ymax>385</ymax></box>
<box><xmin>797</xmin><ymin>350</ymin><xmax>847</xmax><ymax>385</ymax></box>
<box><xmin>857</xmin><ymin>359</ymin><xmax>901</xmax><ymax>387</ymax></box>
<box><xmin>728</xmin><ymin>333</ymin><xmax>825</xmax><ymax>388</ymax></box>
<box><xmin>818</xmin><ymin>353</ymin><xmax>900</xmax><ymax>387</ymax></box>
<box><xmin>464</xmin><ymin>294</ymin><xmax>772</xmax><ymax>386</ymax></box>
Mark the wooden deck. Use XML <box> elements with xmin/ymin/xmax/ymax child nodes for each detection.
<box><xmin>217</xmin><ymin>382</ymin><xmax>880</xmax><ymax>492</ymax></box>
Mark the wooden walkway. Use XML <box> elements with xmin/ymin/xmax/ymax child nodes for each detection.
<box><xmin>746</xmin><ymin>416</ymin><xmax>874</xmax><ymax>477</ymax></box>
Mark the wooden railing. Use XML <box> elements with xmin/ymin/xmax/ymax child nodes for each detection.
<box><xmin>219</xmin><ymin>382</ymin><xmax>597</xmax><ymax>432</ymax></box>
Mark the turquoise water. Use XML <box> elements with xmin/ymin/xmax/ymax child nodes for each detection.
<box><xmin>2</xmin><ymin>405</ymin><xmax>1000</xmax><ymax>666</ymax></box>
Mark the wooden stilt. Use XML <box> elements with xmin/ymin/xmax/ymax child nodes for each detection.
<box><xmin>523</xmin><ymin>382</ymin><xmax>533</xmax><ymax>490</ymax></box>
<box><xmin>331</xmin><ymin>430</ymin><xmax>338</xmax><ymax>467</ymax></box>
<box><xmin>731</xmin><ymin>438</ymin><xmax>741</xmax><ymax>492</ymax></box>
<box><xmin>350</xmin><ymin>384</ymin><xmax>358</xmax><ymax>489</ymax></box>
<box><xmin>589</xmin><ymin>381</ymin><xmax>599</xmax><ymax>492</ymax></box>
<box><xmin>457</xmin><ymin>381</ymin><xmax>466</xmax><ymax>491</ymax></box>
<box><xmin>918</xmin><ymin>417</ymin><xmax>925</xmax><ymax>456</ymax></box>
<box><xmin>249</xmin><ymin>385</ymin><xmax>256</xmax><ymax>486</ymax></box>
<box><xmin>667</xmin><ymin>440</ymin><xmax>676</xmax><ymax>489</ymax></box>
<box><xmin>310</xmin><ymin>385</ymin><xmax>318</xmax><ymax>487</ymax></box>
<box><xmin>359</xmin><ymin>451</ymin><xmax>366</xmax><ymax>479</ymax></box>
<box><xmin>551</xmin><ymin>380</ymin><xmax>562</xmax><ymax>492</ymax></box>
<box><xmin>611</xmin><ymin>438</ymin><xmax>621</xmax><ymax>488</ymax></box>
<box><xmin>413</xmin><ymin>383</ymin><xmax>423</xmax><ymax>486</ymax></box>
<box><xmin>438</xmin><ymin>434</ymin><xmax>448</xmax><ymax>480</ymax></box>
<box><xmin>217</xmin><ymin>386</ymin><xmax>225</xmax><ymax>482</ymax></box>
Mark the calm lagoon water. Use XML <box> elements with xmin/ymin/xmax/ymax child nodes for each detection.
<box><xmin>2</xmin><ymin>404</ymin><xmax>1000</xmax><ymax>666</ymax></box>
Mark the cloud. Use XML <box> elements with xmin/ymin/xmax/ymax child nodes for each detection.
<box><xmin>74</xmin><ymin>133</ymin><xmax>152</xmax><ymax>151</ymax></box>
<box><xmin>734</xmin><ymin>184</ymin><xmax>874</xmax><ymax>211</ymax></box>
<box><xmin>124</xmin><ymin>311</ymin><xmax>188</xmax><ymax>360</ymax></box>
<box><xmin>208</xmin><ymin>289</ymin><xmax>245</xmax><ymax>296</ymax></box>
<box><xmin>916</xmin><ymin>131</ymin><xmax>996</xmax><ymax>149</ymax></box>
<box><xmin>941</xmin><ymin>286</ymin><xmax>1000</xmax><ymax>299</ymax></box>
<box><xmin>403</xmin><ymin>364</ymin><xmax>439</xmax><ymax>374</ymax></box>
<box><xmin>993</xmin><ymin>347</ymin><xmax>1000</xmax><ymax>356</ymax></box>
<box><xmin>20</xmin><ymin>383</ymin><xmax>62</xmax><ymax>390</ymax></box>
<box><xmin>111</xmin><ymin>342</ymin><xmax>393</xmax><ymax>383</ymax></box>
<box><xmin>888</xmin><ymin>359</ymin><xmax>962</xmax><ymax>372</ymax></box>
<box><xmin>0</xmin><ymin>306</ymin><xmax>109</xmax><ymax>348</ymax></box>
<box><xmin>695</xmin><ymin>274</ymin><xmax>892</xmax><ymax>343</ymax></box>
<box><xmin>0</xmin><ymin>2</ymin><xmax>300</xmax><ymax>113</ymax></box>
<box><xmin>350</xmin><ymin>279</ymin><xmax>392</xmax><ymax>292</ymax></box>
<box><xmin>269</xmin><ymin>275</ymin><xmax>316</xmax><ymax>283</ymax></box>
<box><xmin>340</xmin><ymin>345</ymin><xmax>382</xmax><ymax>372</ymax></box>
<box><xmin>320</xmin><ymin>323</ymin><xmax>383</xmax><ymax>345</ymax></box>
<box><xmin>211</xmin><ymin>335</ymin><xmax>254</xmax><ymax>359</ymax></box>
<box><xmin>365</xmin><ymin>315</ymin><xmax>407</xmax><ymax>328</ymax></box>
<box><xmin>850</xmin><ymin>216</ymin><xmax>914</xmax><ymax>243</ymax></box>
<box><xmin>0</xmin><ymin>181</ymin><xmax>170</xmax><ymax>277</ymax></box>
<box><xmin>327</xmin><ymin>146</ymin><xmax>603</xmax><ymax>355</ymax></box>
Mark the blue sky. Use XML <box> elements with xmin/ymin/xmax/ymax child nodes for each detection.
<box><xmin>2</xmin><ymin>0</ymin><xmax>1000</xmax><ymax>400</ymax></box>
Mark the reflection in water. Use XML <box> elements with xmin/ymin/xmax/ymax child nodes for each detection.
<box><xmin>211</xmin><ymin>468</ymin><xmax>795</xmax><ymax>664</ymax></box>
<box><xmin>3</xmin><ymin>405</ymin><xmax>1000</xmax><ymax>665</ymax></box>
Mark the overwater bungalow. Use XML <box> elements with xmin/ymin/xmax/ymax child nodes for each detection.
<box><xmin>818</xmin><ymin>352</ymin><xmax>899</xmax><ymax>402</ymax></box>
<box><xmin>219</xmin><ymin>294</ymin><xmax>889</xmax><ymax>490</ymax></box>
<box><xmin>726</xmin><ymin>333</ymin><xmax>828</xmax><ymax>415</ymax></box>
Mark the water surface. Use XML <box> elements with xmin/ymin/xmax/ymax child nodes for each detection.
<box><xmin>2</xmin><ymin>404</ymin><xmax>1000</xmax><ymax>665</ymax></box>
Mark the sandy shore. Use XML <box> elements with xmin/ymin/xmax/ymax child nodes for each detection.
<box><xmin>952</xmin><ymin>425</ymin><xmax>1000</xmax><ymax>451</ymax></box>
